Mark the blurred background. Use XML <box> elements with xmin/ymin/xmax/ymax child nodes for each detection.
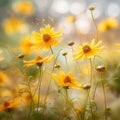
<box><xmin>0</xmin><ymin>0</ymin><xmax>120</xmax><ymax>120</ymax></box>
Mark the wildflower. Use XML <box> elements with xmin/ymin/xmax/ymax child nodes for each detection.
<box><xmin>24</xmin><ymin>55</ymin><xmax>53</xmax><ymax>67</ymax></box>
<box><xmin>52</xmin><ymin>71</ymin><xmax>81</xmax><ymax>89</ymax></box>
<box><xmin>32</xmin><ymin>24</ymin><xmax>63</xmax><ymax>50</ymax></box>
<box><xmin>0</xmin><ymin>98</ymin><xmax>18</xmax><ymax>111</ymax></box>
<box><xmin>2</xmin><ymin>17</ymin><xmax>28</xmax><ymax>35</ymax></box>
<box><xmin>0</xmin><ymin>71</ymin><xmax>10</xmax><ymax>87</ymax></box>
<box><xmin>65</xmin><ymin>16</ymin><xmax>76</xmax><ymax>23</ymax></box>
<box><xmin>98</xmin><ymin>17</ymin><xmax>119</xmax><ymax>33</ymax></box>
<box><xmin>73</xmin><ymin>39</ymin><xmax>103</xmax><ymax>60</ymax></box>
<box><xmin>20</xmin><ymin>93</ymin><xmax>38</xmax><ymax>106</ymax></box>
<box><xmin>0</xmin><ymin>49</ymin><xmax>4</xmax><ymax>61</ymax></box>
<box><xmin>12</xmin><ymin>1</ymin><xmax>35</xmax><ymax>16</ymax></box>
<box><xmin>20</xmin><ymin>35</ymin><xmax>34</xmax><ymax>55</ymax></box>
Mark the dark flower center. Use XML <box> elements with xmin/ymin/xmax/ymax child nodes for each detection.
<box><xmin>83</xmin><ymin>45</ymin><xmax>91</xmax><ymax>53</ymax></box>
<box><xmin>43</xmin><ymin>34</ymin><xmax>51</xmax><ymax>42</ymax></box>
<box><xmin>4</xmin><ymin>101</ymin><xmax>10</xmax><ymax>108</ymax></box>
<box><xmin>106</xmin><ymin>24</ymin><xmax>111</xmax><ymax>30</ymax></box>
<box><xmin>64</xmin><ymin>76</ymin><xmax>71</xmax><ymax>84</ymax></box>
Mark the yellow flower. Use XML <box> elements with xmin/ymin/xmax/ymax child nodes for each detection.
<box><xmin>98</xmin><ymin>17</ymin><xmax>119</xmax><ymax>33</ymax></box>
<box><xmin>0</xmin><ymin>71</ymin><xmax>10</xmax><ymax>87</ymax></box>
<box><xmin>73</xmin><ymin>39</ymin><xmax>103</xmax><ymax>60</ymax></box>
<box><xmin>20</xmin><ymin>93</ymin><xmax>38</xmax><ymax>106</ymax></box>
<box><xmin>20</xmin><ymin>35</ymin><xmax>34</xmax><ymax>55</ymax></box>
<box><xmin>65</xmin><ymin>16</ymin><xmax>76</xmax><ymax>23</ymax></box>
<box><xmin>24</xmin><ymin>55</ymin><xmax>53</xmax><ymax>67</ymax></box>
<box><xmin>2</xmin><ymin>17</ymin><xmax>28</xmax><ymax>35</ymax></box>
<box><xmin>52</xmin><ymin>71</ymin><xmax>81</xmax><ymax>88</ymax></box>
<box><xmin>32</xmin><ymin>24</ymin><xmax>63</xmax><ymax>50</ymax></box>
<box><xmin>12</xmin><ymin>1</ymin><xmax>35</xmax><ymax>15</ymax></box>
<box><xmin>0</xmin><ymin>98</ymin><xmax>19</xmax><ymax>111</ymax></box>
<box><xmin>0</xmin><ymin>49</ymin><xmax>4</xmax><ymax>61</ymax></box>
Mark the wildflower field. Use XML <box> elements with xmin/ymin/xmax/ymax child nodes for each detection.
<box><xmin>0</xmin><ymin>0</ymin><xmax>120</xmax><ymax>120</ymax></box>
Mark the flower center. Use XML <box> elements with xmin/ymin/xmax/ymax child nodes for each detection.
<box><xmin>0</xmin><ymin>77</ymin><xmax>3</xmax><ymax>83</ymax></box>
<box><xmin>106</xmin><ymin>24</ymin><xmax>111</xmax><ymax>30</ymax></box>
<box><xmin>36</xmin><ymin>56</ymin><xmax>43</xmax><ymax>66</ymax></box>
<box><xmin>83</xmin><ymin>45</ymin><xmax>91</xmax><ymax>53</ymax></box>
<box><xmin>43</xmin><ymin>34</ymin><xmax>51</xmax><ymax>42</ymax></box>
<box><xmin>4</xmin><ymin>101</ymin><xmax>10</xmax><ymax>108</ymax></box>
<box><xmin>64</xmin><ymin>76</ymin><xmax>71</xmax><ymax>84</ymax></box>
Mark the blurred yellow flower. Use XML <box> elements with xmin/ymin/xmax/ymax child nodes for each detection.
<box><xmin>98</xmin><ymin>17</ymin><xmax>119</xmax><ymax>33</ymax></box>
<box><xmin>0</xmin><ymin>71</ymin><xmax>10</xmax><ymax>87</ymax></box>
<box><xmin>24</xmin><ymin>55</ymin><xmax>53</xmax><ymax>67</ymax></box>
<box><xmin>0</xmin><ymin>49</ymin><xmax>4</xmax><ymax>61</ymax></box>
<box><xmin>65</xmin><ymin>16</ymin><xmax>76</xmax><ymax>23</ymax></box>
<box><xmin>32</xmin><ymin>24</ymin><xmax>63</xmax><ymax>50</ymax></box>
<box><xmin>0</xmin><ymin>98</ymin><xmax>19</xmax><ymax>111</ymax></box>
<box><xmin>52</xmin><ymin>71</ymin><xmax>81</xmax><ymax>89</ymax></box>
<box><xmin>20</xmin><ymin>35</ymin><xmax>34</xmax><ymax>55</ymax></box>
<box><xmin>20</xmin><ymin>93</ymin><xmax>38</xmax><ymax>106</ymax></box>
<box><xmin>12</xmin><ymin>1</ymin><xmax>35</xmax><ymax>16</ymax></box>
<box><xmin>2</xmin><ymin>17</ymin><xmax>28</xmax><ymax>35</ymax></box>
<box><xmin>73</xmin><ymin>39</ymin><xmax>103</xmax><ymax>60</ymax></box>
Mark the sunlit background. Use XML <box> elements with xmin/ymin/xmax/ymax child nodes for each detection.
<box><xmin>0</xmin><ymin>0</ymin><xmax>120</xmax><ymax>120</ymax></box>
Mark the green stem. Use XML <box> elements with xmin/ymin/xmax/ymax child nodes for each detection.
<box><xmin>90</xmin><ymin>11</ymin><xmax>99</xmax><ymax>42</ymax></box>
<box><xmin>27</xmin><ymin>77</ymin><xmax>34</xmax><ymax>119</ymax></box>
<box><xmin>43</xmin><ymin>46</ymin><xmax>56</xmax><ymax>111</ymax></box>
<box><xmin>83</xmin><ymin>90</ymin><xmax>90</xmax><ymax>120</ymax></box>
<box><xmin>37</xmin><ymin>65</ymin><xmax>43</xmax><ymax>113</ymax></box>
<box><xmin>9</xmin><ymin>112</ymin><xmax>14</xmax><ymax>120</ymax></box>
<box><xmin>92</xmin><ymin>81</ymin><xmax>98</xmax><ymax>100</ymax></box>
<box><xmin>89</xmin><ymin>58</ymin><xmax>93</xmax><ymax>85</ymax></box>
<box><xmin>65</xmin><ymin>55</ymin><xmax>69</xmax><ymax>71</ymax></box>
<box><xmin>101</xmin><ymin>73</ymin><xmax>107</xmax><ymax>120</ymax></box>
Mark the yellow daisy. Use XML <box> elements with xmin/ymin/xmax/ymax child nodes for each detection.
<box><xmin>52</xmin><ymin>70</ymin><xmax>81</xmax><ymax>89</ymax></box>
<box><xmin>65</xmin><ymin>15</ymin><xmax>76</xmax><ymax>23</ymax></box>
<box><xmin>12</xmin><ymin>1</ymin><xmax>35</xmax><ymax>16</ymax></box>
<box><xmin>32</xmin><ymin>24</ymin><xmax>63</xmax><ymax>50</ymax></box>
<box><xmin>73</xmin><ymin>39</ymin><xmax>104</xmax><ymax>60</ymax></box>
<box><xmin>24</xmin><ymin>55</ymin><xmax>53</xmax><ymax>67</ymax></box>
<box><xmin>20</xmin><ymin>35</ymin><xmax>34</xmax><ymax>55</ymax></box>
<box><xmin>98</xmin><ymin>17</ymin><xmax>119</xmax><ymax>33</ymax></box>
<box><xmin>0</xmin><ymin>71</ymin><xmax>10</xmax><ymax>87</ymax></box>
<box><xmin>2</xmin><ymin>17</ymin><xmax>28</xmax><ymax>35</ymax></box>
<box><xmin>0</xmin><ymin>98</ymin><xmax>19</xmax><ymax>111</ymax></box>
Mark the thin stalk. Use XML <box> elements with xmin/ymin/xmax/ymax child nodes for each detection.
<box><xmin>83</xmin><ymin>90</ymin><xmax>90</xmax><ymax>120</ymax></box>
<box><xmin>65</xmin><ymin>88</ymin><xmax>68</xmax><ymax>106</ymax></box>
<box><xmin>92</xmin><ymin>81</ymin><xmax>98</xmax><ymax>100</ymax></box>
<box><xmin>100</xmin><ymin>73</ymin><xmax>107</xmax><ymax>120</ymax></box>
<box><xmin>43</xmin><ymin>46</ymin><xmax>55</xmax><ymax>111</ymax></box>
<box><xmin>9</xmin><ymin>112</ymin><xmax>14</xmax><ymax>120</ymax></box>
<box><xmin>89</xmin><ymin>58</ymin><xmax>93</xmax><ymax>85</ymax></box>
<box><xmin>64</xmin><ymin>55</ymin><xmax>69</xmax><ymax>71</ymax></box>
<box><xmin>37</xmin><ymin>65</ymin><xmax>43</xmax><ymax>113</ymax></box>
<box><xmin>27</xmin><ymin>77</ymin><xmax>34</xmax><ymax>119</ymax></box>
<box><xmin>90</xmin><ymin>11</ymin><xmax>99</xmax><ymax>42</ymax></box>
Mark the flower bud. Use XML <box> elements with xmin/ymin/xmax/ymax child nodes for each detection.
<box><xmin>89</xmin><ymin>7</ymin><xmax>95</xmax><ymax>11</ymax></box>
<box><xmin>62</xmin><ymin>52</ymin><xmax>68</xmax><ymax>56</ymax></box>
<box><xmin>18</xmin><ymin>53</ymin><xmax>24</xmax><ymax>59</ymax></box>
<box><xmin>96</xmin><ymin>65</ymin><xmax>105</xmax><ymax>72</ymax></box>
<box><xmin>83</xmin><ymin>84</ymin><xmax>91</xmax><ymax>90</ymax></box>
<box><xmin>68</xmin><ymin>41</ymin><xmax>75</xmax><ymax>46</ymax></box>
